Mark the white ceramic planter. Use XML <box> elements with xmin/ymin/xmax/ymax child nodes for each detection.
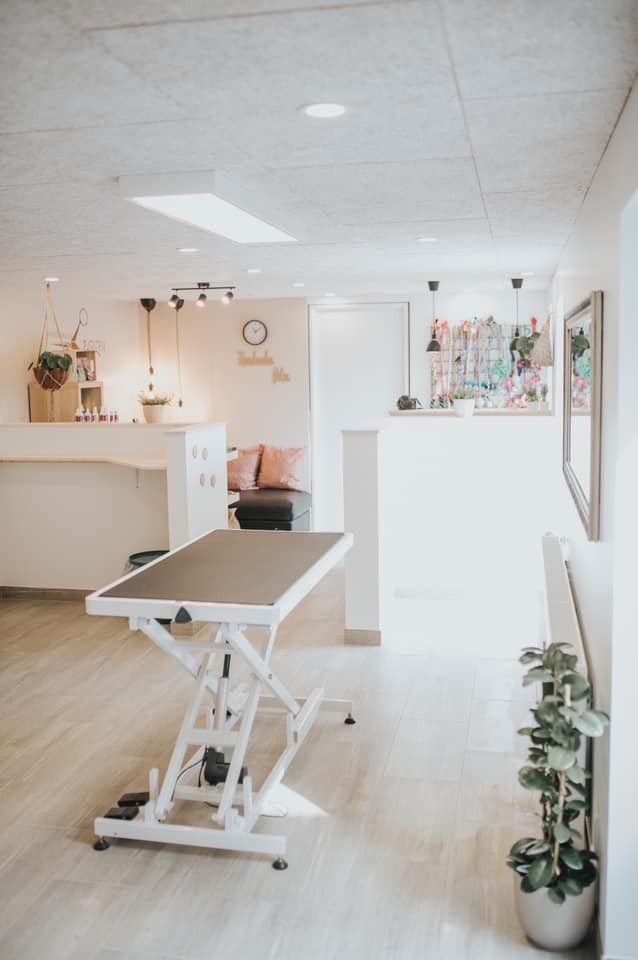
<box><xmin>453</xmin><ymin>398</ymin><xmax>475</xmax><ymax>418</ymax></box>
<box><xmin>514</xmin><ymin>880</ymin><xmax>595</xmax><ymax>951</ymax></box>
<box><xmin>142</xmin><ymin>404</ymin><xmax>167</xmax><ymax>424</ymax></box>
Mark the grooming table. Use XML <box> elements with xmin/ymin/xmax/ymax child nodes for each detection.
<box><xmin>85</xmin><ymin>528</ymin><xmax>354</xmax><ymax>869</ymax></box>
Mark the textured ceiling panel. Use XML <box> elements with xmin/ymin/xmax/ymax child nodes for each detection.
<box><xmin>0</xmin><ymin>0</ymin><xmax>636</xmax><ymax>296</ymax></box>
<box><xmin>442</xmin><ymin>0</ymin><xmax>638</xmax><ymax>99</ymax></box>
<box><xmin>467</xmin><ymin>88</ymin><xmax>629</xmax><ymax>194</ymax></box>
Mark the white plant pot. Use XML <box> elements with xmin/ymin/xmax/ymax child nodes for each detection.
<box><xmin>142</xmin><ymin>404</ymin><xmax>167</xmax><ymax>424</ymax></box>
<box><xmin>514</xmin><ymin>880</ymin><xmax>596</xmax><ymax>951</ymax></box>
<box><xmin>454</xmin><ymin>398</ymin><xmax>475</xmax><ymax>418</ymax></box>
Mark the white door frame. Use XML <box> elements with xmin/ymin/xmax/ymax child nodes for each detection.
<box><xmin>307</xmin><ymin>301</ymin><xmax>410</xmax><ymax>526</ymax></box>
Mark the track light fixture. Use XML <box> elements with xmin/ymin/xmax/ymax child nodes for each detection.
<box><xmin>426</xmin><ymin>280</ymin><xmax>441</xmax><ymax>353</ymax></box>
<box><xmin>168</xmin><ymin>282</ymin><xmax>236</xmax><ymax>306</ymax></box>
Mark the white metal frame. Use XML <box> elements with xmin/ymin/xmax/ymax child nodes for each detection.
<box><xmin>87</xmin><ymin>531</ymin><xmax>354</xmax><ymax>865</ymax></box>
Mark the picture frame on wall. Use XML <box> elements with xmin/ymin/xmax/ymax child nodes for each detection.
<box><xmin>562</xmin><ymin>291</ymin><xmax>603</xmax><ymax>541</ymax></box>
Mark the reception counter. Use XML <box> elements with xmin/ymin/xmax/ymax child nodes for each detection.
<box><xmin>0</xmin><ymin>422</ymin><xmax>229</xmax><ymax>592</ymax></box>
<box><xmin>342</xmin><ymin>413</ymin><xmax>568</xmax><ymax>644</ymax></box>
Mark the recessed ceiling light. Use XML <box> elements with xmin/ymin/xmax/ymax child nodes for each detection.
<box><xmin>133</xmin><ymin>193</ymin><xmax>297</xmax><ymax>244</ymax></box>
<box><xmin>324</xmin><ymin>292</ymin><xmax>336</xmax><ymax>297</ymax></box>
<box><xmin>246</xmin><ymin>267</ymin><xmax>262</xmax><ymax>274</ymax></box>
<box><xmin>178</xmin><ymin>247</ymin><xmax>199</xmax><ymax>253</ymax></box>
<box><xmin>292</xmin><ymin>281</ymin><xmax>305</xmax><ymax>288</ymax></box>
<box><xmin>521</xmin><ymin>271</ymin><xmax>534</xmax><ymax>276</ymax></box>
<box><xmin>303</xmin><ymin>103</ymin><xmax>346</xmax><ymax>119</ymax></box>
<box><xmin>45</xmin><ymin>276</ymin><xmax>59</xmax><ymax>282</ymax></box>
<box><xmin>416</xmin><ymin>236</ymin><xmax>438</xmax><ymax>243</ymax></box>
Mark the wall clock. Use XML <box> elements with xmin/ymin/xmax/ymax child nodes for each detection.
<box><xmin>242</xmin><ymin>319</ymin><xmax>268</xmax><ymax>346</ymax></box>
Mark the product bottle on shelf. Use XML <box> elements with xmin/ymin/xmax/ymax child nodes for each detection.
<box><xmin>83</xmin><ymin>407</ymin><xmax>91</xmax><ymax>423</ymax></box>
<box><xmin>91</xmin><ymin>406</ymin><xmax>99</xmax><ymax>423</ymax></box>
<box><xmin>99</xmin><ymin>406</ymin><xmax>108</xmax><ymax>423</ymax></box>
<box><xmin>74</xmin><ymin>407</ymin><xmax>83</xmax><ymax>423</ymax></box>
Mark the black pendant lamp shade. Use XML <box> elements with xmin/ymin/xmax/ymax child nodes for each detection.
<box><xmin>426</xmin><ymin>280</ymin><xmax>441</xmax><ymax>353</ymax></box>
<box><xmin>510</xmin><ymin>277</ymin><xmax>523</xmax><ymax>351</ymax></box>
<box><xmin>140</xmin><ymin>298</ymin><xmax>157</xmax><ymax>389</ymax></box>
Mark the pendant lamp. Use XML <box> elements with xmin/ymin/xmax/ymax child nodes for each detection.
<box><xmin>510</xmin><ymin>278</ymin><xmax>523</xmax><ymax>351</ymax></box>
<box><xmin>426</xmin><ymin>280</ymin><xmax>441</xmax><ymax>352</ymax></box>
<box><xmin>140</xmin><ymin>298</ymin><xmax>157</xmax><ymax>392</ymax></box>
<box><xmin>174</xmin><ymin>298</ymin><xmax>185</xmax><ymax>407</ymax></box>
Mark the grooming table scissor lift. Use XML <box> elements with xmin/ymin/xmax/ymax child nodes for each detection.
<box><xmin>85</xmin><ymin>529</ymin><xmax>354</xmax><ymax>869</ymax></box>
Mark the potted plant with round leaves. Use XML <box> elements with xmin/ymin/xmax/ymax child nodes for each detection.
<box><xmin>507</xmin><ymin>641</ymin><xmax>608</xmax><ymax>951</ymax></box>
<box><xmin>28</xmin><ymin>351</ymin><xmax>73</xmax><ymax>391</ymax></box>
<box><xmin>138</xmin><ymin>391</ymin><xmax>172</xmax><ymax>424</ymax></box>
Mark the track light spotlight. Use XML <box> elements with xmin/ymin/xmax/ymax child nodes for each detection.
<box><xmin>221</xmin><ymin>289</ymin><xmax>234</xmax><ymax>304</ymax></box>
<box><xmin>168</xmin><ymin>293</ymin><xmax>179</xmax><ymax>308</ymax></box>
<box><xmin>196</xmin><ymin>293</ymin><xmax>207</xmax><ymax>307</ymax></box>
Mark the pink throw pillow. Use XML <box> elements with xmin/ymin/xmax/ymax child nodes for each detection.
<box><xmin>227</xmin><ymin>445</ymin><xmax>263</xmax><ymax>491</ymax></box>
<box><xmin>257</xmin><ymin>445</ymin><xmax>306</xmax><ymax>492</ymax></box>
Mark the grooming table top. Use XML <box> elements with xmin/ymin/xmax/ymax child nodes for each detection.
<box><xmin>99</xmin><ymin>529</ymin><xmax>345</xmax><ymax>608</ymax></box>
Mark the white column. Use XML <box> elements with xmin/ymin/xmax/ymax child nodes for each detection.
<box><xmin>342</xmin><ymin>426</ymin><xmax>387</xmax><ymax>645</ymax></box>
<box><xmin>165</xmin><ymin>422</ymin><xmax>228</xmax><ymax>548</ymax></box>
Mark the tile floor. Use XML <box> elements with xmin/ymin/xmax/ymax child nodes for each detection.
<box><xmin>0</xmin><ymin>572</ymin><xmax>596</xmax><ymax>959</ymax></box>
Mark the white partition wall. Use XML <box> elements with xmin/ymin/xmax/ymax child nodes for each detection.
<box><xmin>309</xmin><ymin>303</ymin><xmax>408</xmax><ymax>530</ymax></box>
<box><xmin>165</xmin><ymin>422</ymin><xmax>228</xmax><ymax>548</ymax></box>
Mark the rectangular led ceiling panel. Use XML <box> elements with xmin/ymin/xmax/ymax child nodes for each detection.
<box><xmin>131</xmin><ymin>193</ymin><xmax>297</xmax><ymax>244</ymax></box>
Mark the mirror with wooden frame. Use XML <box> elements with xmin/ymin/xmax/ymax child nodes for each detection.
<box><xmin>562</xmin><ymin>291</ymin><xmax>603</xmax><ymax>541</ymax></box>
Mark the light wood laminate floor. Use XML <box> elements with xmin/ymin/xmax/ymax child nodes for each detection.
<box><xmin>0</xmin><ymin>574</ymin><xmax>596</xmax><ymax>960</ymax></box>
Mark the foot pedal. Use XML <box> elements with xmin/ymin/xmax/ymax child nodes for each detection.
<box><xmin>204</xmin><ymin>751</ymin><xmax>247</xmax><ymax>786</ymax></box>
<box><xmin>104</xmin><ymin>805</ymin><xmax>139</xmax><ymax>821</ymax></box>
<box><xmin>118</xmin><ymin>792</ymin><xmax>149</xmax><ymax>807</ymax></box>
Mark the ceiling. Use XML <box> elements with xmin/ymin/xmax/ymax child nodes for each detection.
<box><xmin>1</xmin><ymin>0</ymin><xmax>637</xmax><ymax>301</ymax></box>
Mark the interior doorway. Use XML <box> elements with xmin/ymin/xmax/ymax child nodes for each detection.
<box><xmin>308</xmin><ymin>302</ymin><xmax>409</xmax><ymax>530</ymax></box>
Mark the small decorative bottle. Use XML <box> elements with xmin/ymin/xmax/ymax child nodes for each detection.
<box><xmin>74</xmin><ymin>407</ymin><xmax>83</xmax><ymax>423</ymax></box>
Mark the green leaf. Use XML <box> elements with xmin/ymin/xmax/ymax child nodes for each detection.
<box><xmin>526</xmin><ymin>841</ymin><xmax>551</xmax><ymax>856</ymax></box>
<box><xmin>517</xmin><ymin>726</ymin><xmax>534</xmax><ymax>737</ymax></box>
<box><xmin>548</xmin><ymin>885</ymin><xmax>566</xmax><ymax>904</ymax></box>
<box><xmin>562</xmin><ymin>673</ymin><xmax>590</xmax><ymax>700</ymax></box>
<box><xmin>573</xmin><ymin>711</ymin><xmax>605</xmax><ymax>737</ymax></box>
<box><xmin>554</xmin><ymin>822</ymin><xmax>572</xmax><ymax>843</ymax></box>
<box><xmin>566</xmin><ymin>764</ymin><xmax>589</xmax><ymax>785</ymax></box>
<box><xmin>565</xmin><ymin>798</ymin><xmax>588</xmax><ymax>811</ymax></box>
<box><xmin>523</xmin><ymin>667</ymin><xmax>554</xmax><ymax>686</ymax></box>
<box><xmin>520</xmin><ymin>651</ymin><xmax>543</xmax><ymax>665</ymax></box>
<box><xmin>509</xmin><ymin>837</ymin><xmax>538</xmax><ymax>857</ymax></box>
<box><xmin>560</xmin><ymin>877</ymin><xmax>584</xmax><ymax>896</ymax></box>
<box><xmin>535</xmin><ymin>701</ymin><xmax>560</xmax><ymax>724</ymax></box>
<box><xmin>560</xmin><ymin>846</ymin><xmax>585</xmax><ymax>870</ymax></box>
<box><xmin>527</xmin><ymin>855</ymin><xmax>554</xmax><ymax>891</ymax></box>
<box><xmin>519</xmin><ymin>766</ymin><xmax>553</xmax><ymax>791</ymax></box>
<box><xmin>547</xmin><ymin>746</ymin><xmax>577</xmax><ymax>771</ymax></box>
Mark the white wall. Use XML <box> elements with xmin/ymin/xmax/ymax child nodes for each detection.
<box><xmin>0</xmin><ymin>281</ymin><xmax>144</xmax><ymax>423</ymax></box>
<box><xmin>324</xmin><ymin>289</ymin><xmax>551</xmax><ymax>406</ymax></box>
<box><xmin>144</xmin><ymin>297</ymin><xmax>311</xmax><ymax>478</ymax></box>
<box><xmin>551</xmin><ymin>82</ymin><xmax>638</xmax><ymax>960</ymax></box>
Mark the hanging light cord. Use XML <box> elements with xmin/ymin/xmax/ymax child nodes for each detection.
<box><xmin>175</xmin><ymin>307</ymin><xmax>183</xmax><ymax>407</ymax></box>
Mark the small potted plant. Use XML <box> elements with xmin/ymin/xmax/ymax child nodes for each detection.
<box><xmin>507</xmin><ymin>641</ymin><xmax>609</xmax><ymax>950</ymax></box>
<box><xmin>28</xmin><ymin>351</ymin><xmax>73</xmax><ymax>391</ymax></box>
<box><xmin>452</xmin><ymin>388</ymin><xmax>476</xmax><ymax>418</ymax></box>
<box><xmin>138</xmin><ymin>392</ymin><xmax>172</xmax><ymax>423</ymax></box>
<box><xmin>540</xmin><ymin>383</ymin><xmax>550</xmax><ymax>410</ymax></box>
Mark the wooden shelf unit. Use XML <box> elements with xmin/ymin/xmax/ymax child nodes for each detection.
<box><xmin>28</xmin><ymin>350</ymin><xmax>105</xmax><ymax>423</ymax></box>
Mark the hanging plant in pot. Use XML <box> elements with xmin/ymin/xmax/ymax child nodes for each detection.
<box><xmin>138</xmin><ymin>392</ymin><xmax>172</xmax><ymax>423</ymax></box>
<box><xmin>28</xmin><ymin>351</ymin><xmax>73</xmax><ymax>391</ymax></box>
<box><xmin>507</xmin><ymin>641</ymin><xmax>609</xmax><ymax>951</ymax></box>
